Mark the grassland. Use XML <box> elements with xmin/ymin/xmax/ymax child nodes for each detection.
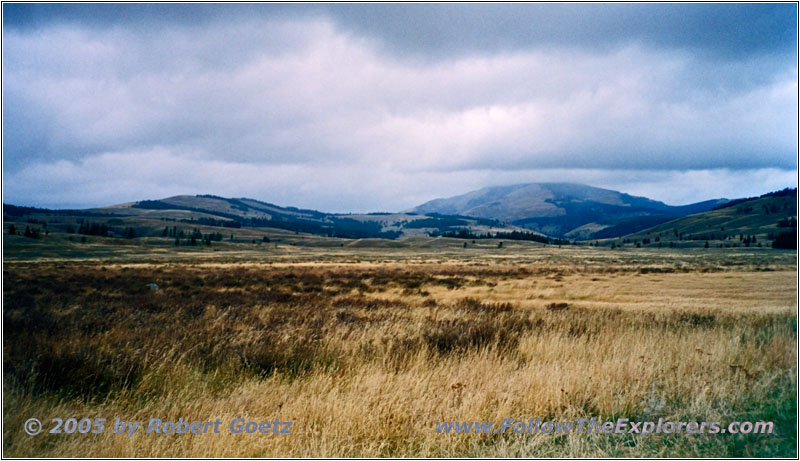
<box><xmin>2</xmin><ymin>244</ymin><xmax>797</xmax><ymax>457</ymax></box>
<box><xmin>621</xmin><ymin>193</ymin><xmax>797</xmax><ymax>249</ymax></box>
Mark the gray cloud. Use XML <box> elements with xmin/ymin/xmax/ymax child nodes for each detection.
<box><xmin>5</xmin><ymin>4</ymin><xmax>795</xmax><ymax>59</ymax></box>
<box><xmin>2</xmin><ymin>4</ymin><xmax>797</xmax><ymax>211</ymax></box>
<box><xmin>5</xmin><ymin>150</ymin><xmax>795</xmax><ymax>212</ymax></box>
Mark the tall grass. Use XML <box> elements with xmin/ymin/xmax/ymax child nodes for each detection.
<box><xmin>3</xmin><ymin>256</ymin><xmax>796</xmax><ymax>457</ymax></box>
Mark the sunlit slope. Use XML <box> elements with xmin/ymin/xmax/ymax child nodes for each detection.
<box><xmin>617</xmin><ymin>190</ymin><xmax>796</xmax><ymax>248</ymax></box>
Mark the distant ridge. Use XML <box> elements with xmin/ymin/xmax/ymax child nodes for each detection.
<box><xmin>90</xmin><ymin>194</ymin><xmax>533</xmax><ymax>240</ymax></box>
<box><xmin>409</xmin><ymin>182</ymin><xmax>729</xmax><ymax>239</ymax></box>
<box><xmin>7</xmin><ymin>185</ymin><xmax>793</xmax><ymax>243</ymax></box>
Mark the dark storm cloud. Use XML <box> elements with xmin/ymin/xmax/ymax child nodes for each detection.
<box><xmin>2</xmin><ymin>3</ymin><xmax>796</xmax><ymax>211</ymax></box>
<box><xmin>324</xmin><ymin>3</ymin><xmax>797</xmax><ymax>61</ymax></box>
<box><xmin>4</xmin><ymin>3</ymin><xmax>795</xmax><ymax>58</ymax></box>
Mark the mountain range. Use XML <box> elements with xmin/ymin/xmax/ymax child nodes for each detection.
<box><xmin>3</xmin><ymin>183</ymin><xmax>796</xmax><ymax>248</ymax></box>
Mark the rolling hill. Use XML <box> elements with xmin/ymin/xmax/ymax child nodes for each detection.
<box><xmin>409</xmin><ymin>182</ymin><xmax>728</xmax><ymax>239</ymax></box>
<box><xmin>611</xmin><ymin>188</ymin><xmax>797</xmax><ymax>249</ymax></box>
<box><xmin>120</xmin><ymin>195</ymin><xmax>537</xmax><ymax>239</ymax></box>
<box><xmin>4</xmin><ymin>187</ymin><xmax>795</xmax><ymax>251</ymax></box>
<box><xmin>3</xmin><ymin>194</ymin><xmax>545</xmax><ymax>246</ymax></box>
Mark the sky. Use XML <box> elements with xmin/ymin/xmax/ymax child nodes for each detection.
<box><xmin>2</xmin><ymin>3</ymin><xmax>797</xmax><ymax>212</ymax></box>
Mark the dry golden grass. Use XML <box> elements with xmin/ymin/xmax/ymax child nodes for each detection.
<box><xmin>3</xmin><ymin>247</ymin><xmax>796</xmax><ymax>457</ymax></box>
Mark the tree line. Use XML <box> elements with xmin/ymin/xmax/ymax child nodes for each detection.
<box><xmin>434</xmin><ymin>229</ymin><xmax>570</xmax><ymax>245</ymax></box>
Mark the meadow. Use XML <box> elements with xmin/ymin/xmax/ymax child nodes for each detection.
<box><xmin>2</xmin><ymin>244</ymin><xmax>797</xmax><ymax>457</ymax></box>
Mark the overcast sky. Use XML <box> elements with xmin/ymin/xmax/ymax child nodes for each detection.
<box><xmin>3</xmin><ymin>3</ymin><xmax>797</xmax><ymax>212</ymax></box>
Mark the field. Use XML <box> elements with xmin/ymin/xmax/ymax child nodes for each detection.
<box><xmin>2</xmin><ymin>243</ymin><xmax>797</xmax><ymax>457</ymax></box>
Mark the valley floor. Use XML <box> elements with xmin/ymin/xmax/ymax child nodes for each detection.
<box><xmin>2</xmin><ymin>245</ymin><xmax>797</xmax><ymax>457</ymax></box>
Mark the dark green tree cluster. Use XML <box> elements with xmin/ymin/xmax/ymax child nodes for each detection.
<box><xmin>163</xmin><ymin>226</ymin><xmax>182</xmax><ymax>237</ymax></box>
<box><xmin>23</xmin><ymin>225</ymin><xmax>41</xmax><ymax>239</ymax></box>
<box><xmin>78</xmin><ymin>222</ymin><xmax>109</xmax><ymax>236</ymax></box>
<box><xmin>186</xmin><ymin>217</ymin><xmax>241</xmax><ymax>228</ymax></box>
<box><xmin>173</xmin><ymin>228</ymin><xmax>225</xmax><ymax>246</ymax></box>
<box><xmin>436</xmin><ymin>229</ymin><xmax>569</xmax><ymax>245</ymax></box>
<box><xmin>771</xmin><ymin>230</ymin><xmax>796</xmax><ymax>249</ymax></box>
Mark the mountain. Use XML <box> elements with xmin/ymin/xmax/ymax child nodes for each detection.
<box><xmin>618</xmin><ymin>187</ymin><xmax>797</xmax><ymax>249</ymax></box>
<box><xmin>409</xmin><ymin>183</ymin><xmax>729</xmax><ymax>239</ymax></box>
